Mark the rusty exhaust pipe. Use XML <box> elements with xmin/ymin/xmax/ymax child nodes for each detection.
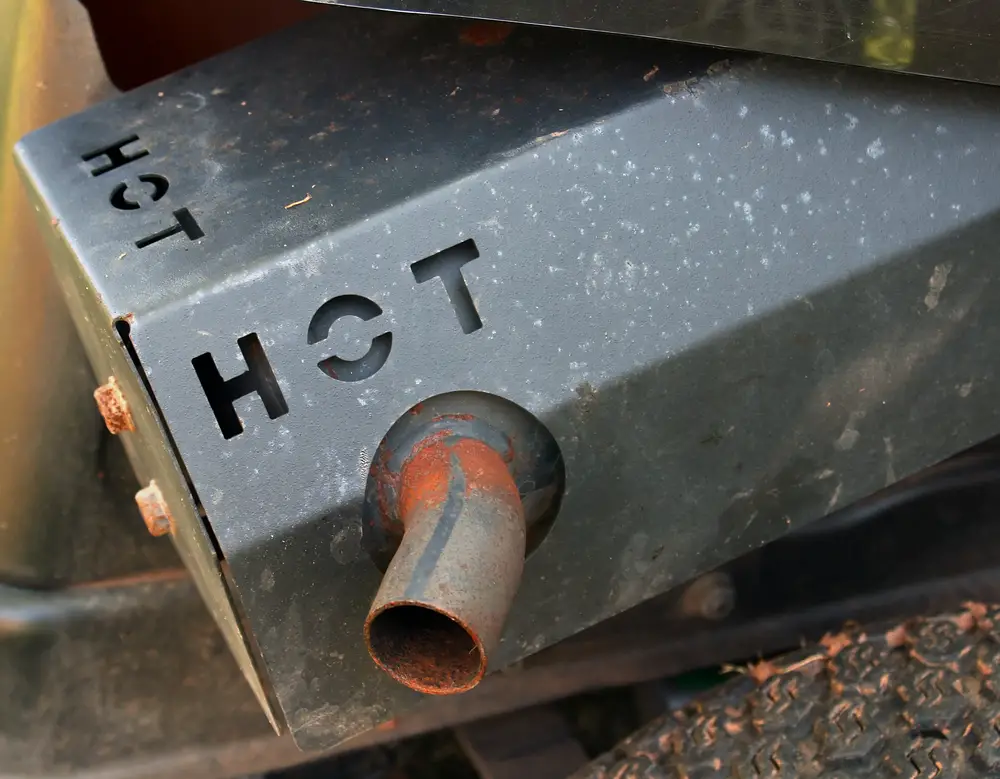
<box><xmin>364</xmin><ymin>434</ymin><xmax>525</xmax><ymax>694</ymax></box>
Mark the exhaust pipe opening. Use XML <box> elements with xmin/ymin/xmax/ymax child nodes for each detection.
<box><xmin>366</xmin><ymin>604</ymin><xmax>485</xmax><ymax>694</ymax></box>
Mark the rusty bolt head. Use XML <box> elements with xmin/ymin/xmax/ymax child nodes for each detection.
<box><xmin>94</xmin><ymin>377</ymin><xmax>135</xmax><ymax>434</ymax></box>
<box><xmin>135</xmin><ymin>481</ymin><xmax>173</xmax><ymax>537</ymax></box>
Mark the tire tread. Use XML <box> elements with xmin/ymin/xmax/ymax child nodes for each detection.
<box><xmin>572</xmin><ymin>605</ymin><xmax>1000</xmax><ymax>778</ymax></box>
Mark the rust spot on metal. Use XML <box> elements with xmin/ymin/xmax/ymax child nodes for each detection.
<box><xmin>451</xmin><ymin>438</ymin><xmax>520</xmax><ymax>502</ymax></box>
<box><xmin>135</xmin><ymin>480</ymin><xmax>174</xmax><ymax>537</ymax></box>
<box><xmin>501</xmin><ymin>434</ymin><xmax>515</xmax><ymax>464</ymax></box>
<box><xmin>398</xmin><ymin>435</ymin><xmax>519</xmax><ymax>520</ymax></box>
<box><xmin>459</xmin><ymin>21</ymin><xmax>514</xmax><ymax>47</ymax></box>
<box><xmin>398</xmin><ymin>439</ymin><xmax>452</xmax><ymax>520</ymax></box>
<box><xmin>93</xmin><ymin>376</ymin><xmax>135</xmax><ymax>434</ymax></box>
<box><xmin>370</xmin><ymin>432</ymin><xmax>462</xmax><ymax>562</ymax></box>
<box><xmin>372</xmin><ymin>443</ymin><xmax>398</xmax><ymax>525</ymax></box>
<box><xmin>430</xmin><ymin>412</ymin><xmax>476</xmax><ymax>423</ymax></box>
<box><xmin>367</xmin><ymin>602</ymin><xmax>487</xmax><ymax>695</ymax></box>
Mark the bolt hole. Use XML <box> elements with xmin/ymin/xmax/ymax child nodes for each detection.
<box><xmin>366</xmin><ymin>605</ymin><xmax>484</xmax><ymax>694</ymax></box>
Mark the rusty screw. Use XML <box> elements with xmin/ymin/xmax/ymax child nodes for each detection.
<box><xmin>94</xmin><ymin>377</ymin><xmax>135</xmax><ymax>434</ymax></box>
<box><xmin>135</xmin><ymin>481</ymin><xmax>173</xmax><ymax>537</ymax></box>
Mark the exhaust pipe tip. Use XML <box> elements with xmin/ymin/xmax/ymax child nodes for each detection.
<box><xmin>363</xmin><ymin>427</ymin><xmax>527</xmax><ymax>695</ymax></box>
<box><xmin>365</xmin><ymin>603</ymin><xmax>486</xmax><ymax>694</ymax></box>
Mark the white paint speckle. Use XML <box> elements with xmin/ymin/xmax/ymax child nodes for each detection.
<box><xmin>760</xmin><ymin>124</ymin><xmax>776</xmax><ymax>146</ymax></box>
<box><xmin>260</xmin><ymin>568</ymin><xmax>275</xmax><ymax>592</ymax></box>
<box><xmin>739</xmin><ymin>105</ymin><xmax>749</xmax><ymax>118</ymax></box>
<box><xmin>798</xmin><ymin>191</ymin><xmax>812</xmax><ymax>205</ymax></box>
<box><xmin>866</xmin><ymin>138</ymin><xmax>885</xmax><ymax>159</ymax></box>
<box><xmin>884</xmin><ymin>436</ymin><xmax>896</xmax><ymax>485</ymax></box>
<box><xmin>826</xmin><ymin>481</ymin><xmax>843</xmax><ymax>512</ymax></box>
<box><xmin>845</xmin><ymin>113</ymin><xmax>859</xmax><ymax>130</ymax></box>
<box><xmin>924</xmin><ymin>262</ymin><xmax>952</xmax><ymax>310</ymax></box>
<box><xmin>834</xmin><ymin>410</ymin><xmax>865</xmax><ymax>451</ymax></box>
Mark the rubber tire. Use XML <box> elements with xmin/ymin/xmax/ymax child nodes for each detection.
<box><xmin>573</xmin><ymin>605</ymin><xmax>1000</xmax><ymax>778</ymax></box>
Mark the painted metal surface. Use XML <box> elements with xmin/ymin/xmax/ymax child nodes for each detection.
<box><xmin>16</xmin><ymin>10</ymin><xmax>1000</xmax><ymax>750</ymax></box>
<box><xmin>315</xmin><ymin>0</ymin><xmax>1000</xmax><ymax>86</ymax></box>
